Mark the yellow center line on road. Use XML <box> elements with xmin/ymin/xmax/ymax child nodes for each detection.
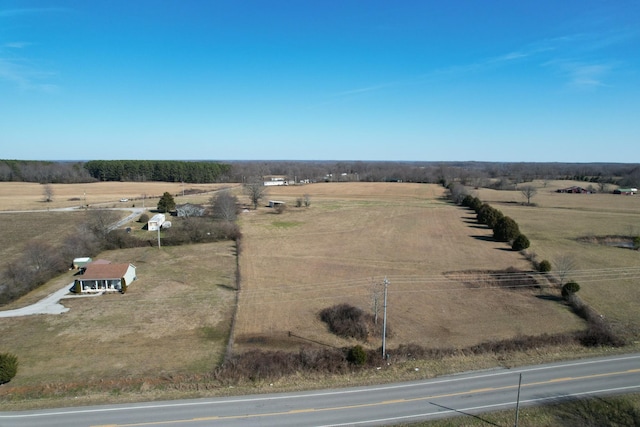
<box><xmin>91</xmin><ymin>368</ymin><xmax>640</xmax><ymax>427</ymax></box>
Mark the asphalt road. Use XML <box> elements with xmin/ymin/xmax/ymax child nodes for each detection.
<box><xmin>2</xmin><ymin>353</ymin><xmax>639</xmax><ymax>427</ymax></box>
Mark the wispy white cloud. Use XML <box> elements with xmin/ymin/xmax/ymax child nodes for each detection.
<box><xmin>0</xmin><ymin>7</ymin><xmax>64</xmax><ymax>92</ymax></box>
<box><xmin>310</xmin><ymin>26</ymin><xmax>634</xmax><ymax>109</ymax></box>
<box><xmin>550</xmin><ymin>61</ymin><xmax>613</xmax><ymax>89</ymax></box>
<box><xmin>4</xmin><ymin>41</ymin><xmax>31</xmax><ymax>49</ymax></box>
<box><xmin>0</xmin><ymin>56</ymin><xmax>59</xmax><ymax>92</ymax></box>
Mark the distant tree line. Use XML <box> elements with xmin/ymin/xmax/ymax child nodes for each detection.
<box><xmin>83</xmin><ymin>160</ymin><xmax>232</xmax><ymax>183</ymax></box>
<box><xmin>1</xmin><ymin>159</ymin><xmax>639</xmax><ymax>187</ymax></box>
<box><xmin>0</xmin><ymin>160</ymin><xmax>93</xmax><ymax>183</ymax></box>
<box><xmin>211</xmin><ymin>160</ymin><xmax>640</xmax><ymax>188</ymax></box>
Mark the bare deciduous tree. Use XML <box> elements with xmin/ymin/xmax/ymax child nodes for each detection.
<box><xmin>24</xmin><ymin>241</ymin><xmax>65</xmax><ymax>275</ymax></box>
<box><xmin>520</xmin><ymin>185</ymin><xmax>537</xmax><ymax>205</ymax></box>
<box><xmin>84</xmin><ymin>210</ymin><xmax>119</xmax><ymax>241</ymax></box>
<box><xmin>211</xmin><ymin>190</ymin><xmax>239</xmax><ymax>221</ymax></box>
<box><xmin>554</xmin><ymin>255</ymin><xmax>577</xmax><ymax>286</ymax></box>
<box><xmin>244</xmin><ymin>178</ymin><xmax>267</xmax><ymax>210</ymax></box>
<box><xmin>371</xmin><ymin>279</ymin><xmax>384</xmax><ymax>325</ymax></box>
<box><xmin>42</xmin><ymin>184</ymin><xmax>54</xmax><ymax>203</ymax></box>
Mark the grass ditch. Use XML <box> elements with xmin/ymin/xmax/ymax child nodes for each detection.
<box><xmin>400</xmin><ymin>393</ymin><xmax>640</xmax><ymax>427</ymax></box>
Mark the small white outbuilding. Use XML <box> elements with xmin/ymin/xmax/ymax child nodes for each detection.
<box><xmin>148</xmin><ymin>213</ymin><xmax>166</xmax><ymax>231</ymax></box>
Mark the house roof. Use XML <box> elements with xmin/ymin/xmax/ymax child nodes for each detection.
<box><xmin>81</xmin><ymin>263</ymin><xmax>133</xmax><ymax>280</ymax></box>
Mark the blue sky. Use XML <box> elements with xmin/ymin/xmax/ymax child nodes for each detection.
<box><xmin>1</xmin><ymin>1</ymin><xmax>639</xmax><ymax>162</ymax></box>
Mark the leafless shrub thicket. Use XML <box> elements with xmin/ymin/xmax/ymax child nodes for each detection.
<box><xmin>320</xmin><ymin>303</ymin><xmax>390</xmax><ymax>341</ymax></box>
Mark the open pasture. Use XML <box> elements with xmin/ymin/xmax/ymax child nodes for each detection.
<box><xmin>476</xmin><ymin>180</ymin><xmax>640</xmax><ymax>337</ymax></box>
<box><xmin>234</xmin><ymin>182</ymin><xmax>585</xmax><ymax>352</ymax></box>
<box><xmin>0</xmin><ymin>181</ymin><xmax>233</xmax><ymax>211</ymax></box>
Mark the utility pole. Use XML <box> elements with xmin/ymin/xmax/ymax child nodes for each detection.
<box><xmin>514</xmin><ymin>373</ymin><xmax>522</xmax><ymax>427</ymax></box>
<box><xmin>382</xmin><ymin>277</ymin><xmax>389</xmax><ymax>359</ymax></box>
<box><xmin>157</xmin><ymin>225</ymin><xmax>161</xmax><ymax>249</ymax></box>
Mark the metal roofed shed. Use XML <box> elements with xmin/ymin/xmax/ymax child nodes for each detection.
<box><xmin>72</xmin><ymin>257</ymin><xmax>92</xmax><ymax>269</ymax></box>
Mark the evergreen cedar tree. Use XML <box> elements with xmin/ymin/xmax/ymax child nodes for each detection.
<box><xmin>157</xmin><ymin>192</ymin><xmax>176</xmax><ymax>213</ymax></box>
<box><xmin>493</xmin><ymin>216</ymin><xmax>520</xmax><ymax>242</ymax></box>
<box><xmin>512</xmin><ymin>234</ymin><xmax>530</xmax><ymax>251</ymax></box>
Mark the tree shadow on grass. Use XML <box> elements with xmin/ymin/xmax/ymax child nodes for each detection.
<box><xmin>471</xmin><ymin>235</ymin><xmax>496</xmax><ymax>242</ymax></box>
<box><xmin>536</xmin><ymin>294</ymin><xmax>563</xmax><ymax>302</ymax></box>
<box><xmin>466</xmin><ymin>224</ymin><xmax>491</xmax><ymax>229</ymax></box>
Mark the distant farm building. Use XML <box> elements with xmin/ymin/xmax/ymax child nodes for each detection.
<box><xmin>147</xmin><ymin>213</ymin><xmax>166</xmax><ymax>231</ymax></box>
<box><xmin>556</xmin><ymin>186</ymin><xmax>591</xmax><ymax>194</ymax></box>
<box><xmin>72</xmin><ymin>262</ymin><xmax>137</xmax><ymax>294</ymax></box>
<box><xmin>613</xmin><ymin>188</ymin><xmax>637</xmax><ymax>195</ymax></box>
<box><xmin>263</xmin><ymin>176</ymin><xmax>289</xmax><ymax>186</ymax></box>
<box><xmin>268</xmin><ymin>200</ymin><xmax>286</xmax><ymax>208</ymax></box>
<box><xmin>176</xmin><ymin>203</ymin><xmax>205</xmax><ymax>217</ymax></box>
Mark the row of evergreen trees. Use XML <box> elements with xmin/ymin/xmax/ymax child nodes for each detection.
<box><xmin>84</xmin><ymin>160</ymin><xmax>231</xmax><ymax>183</ymax></box>
<box><xmin>460</xmin><ymin>195</ymin><xmax>531</xmax><ymax>251</ymax></box>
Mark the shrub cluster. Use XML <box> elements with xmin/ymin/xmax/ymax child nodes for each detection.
<box><xmin>161</xmin><ymin>218</ymin><xmax>241</xmax><ymax>246</ymax></box>
<box><xmin>214</xmin><ymin>346</ymin><xmax>381</xmax><ymax>383</ymax></box>
<box><xmin>319</xmin><ymin>304</ymin><xmax>390</xmax><ymax>342</ymax></box>
<box><xmin>212</xmin><ymin>324</ymin><xmax>624</xmax><ymax>385</ymax></box>
<box><xmin>564</xmin><ymin>293</ymin><xmax>625</xmax><ymax>347</ymax></box>
<box><xmin>319</xmin><ymin>304</ymin><xmax>370</xmax><ymax>341</ymax></box>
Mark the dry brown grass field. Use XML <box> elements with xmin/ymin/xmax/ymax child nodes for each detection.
<box><xmin>234</xmin><ymin>182</ymin><xmax>585</xmax><ymax>353</ymax></box>
<box><xmin>472</xmin><ymin>180</ymin><xmax>640</xmax><ymax>339</ymax></box>
<box><xmin>0</xmin><ymin>181</ymin><xmax>234</xmax><ymax>211</ymax></box>
<box><xmin>1</xmin><ymin>180</ymin><xmax>638</xmax><ymax>408</ymax></box>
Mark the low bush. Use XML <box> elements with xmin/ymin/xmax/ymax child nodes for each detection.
<box><xmin>538</xmin><ymin>259</ymin><xmax>552</xmax><ymax>273</ymax></box>
<box><xmin>562</xmin><ymin>281</ymin><xmax>580</xmax><ymax>298</ymax></box>
<box><xmin>511</xmin><ymin>234</ymin><xmax>530</xmax><ymax>251</ymax></box>
<box><xmin>0</xmin><ymin>352</ymin><xmax>18</xmax><ymax>384</ymax></box>
<box><xmin>347</xmin><ymin>345</ymin><xmax>368</xmax><ymax>366</ymax></box>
